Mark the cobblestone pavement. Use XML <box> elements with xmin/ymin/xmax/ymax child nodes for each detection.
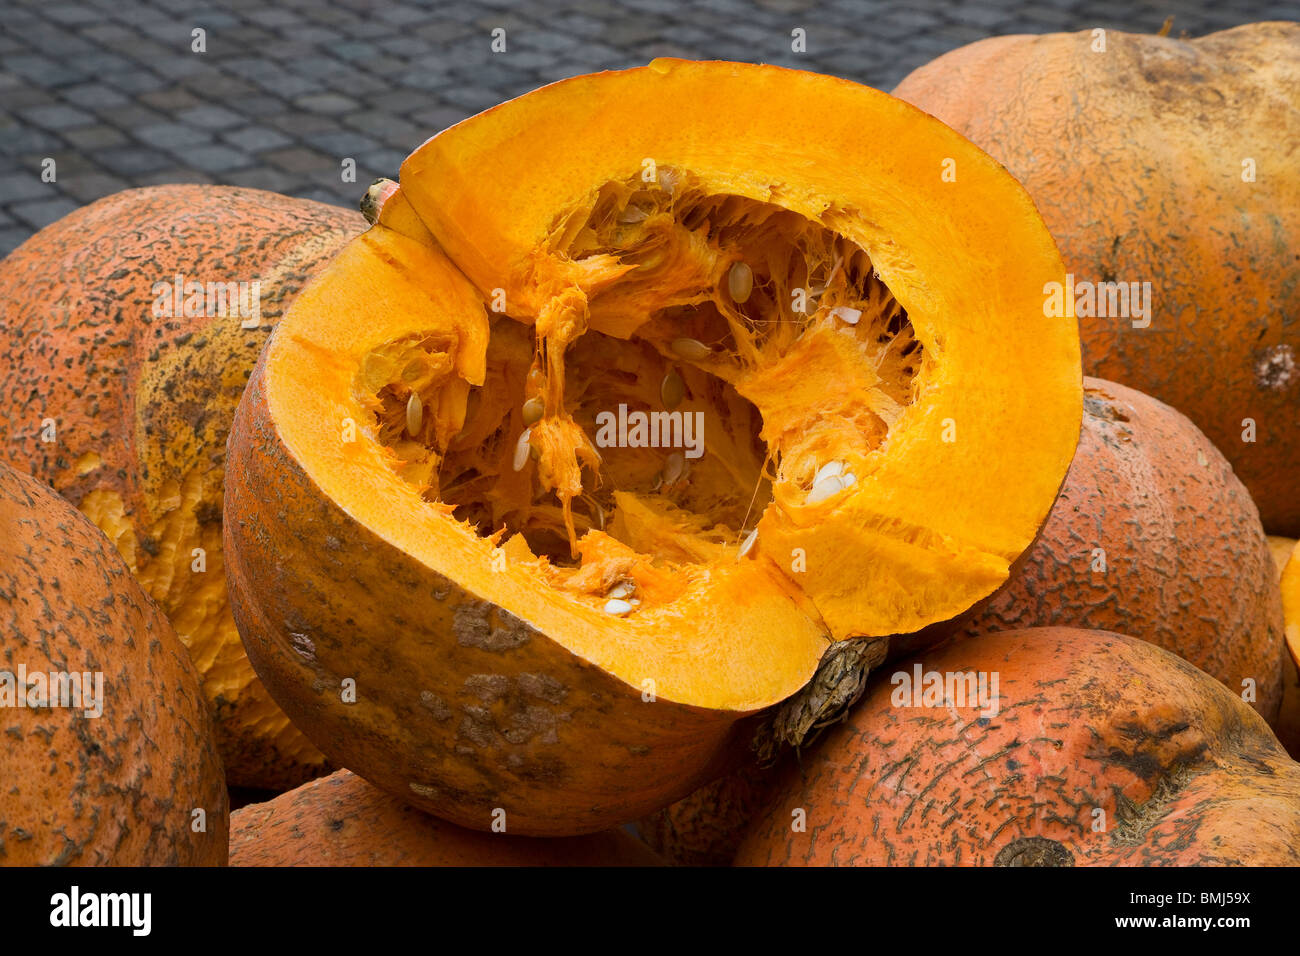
<box><xmin>1</xmin><ymin>0</ymin><xmax>1296</xmax><ymax>254</ymax></box>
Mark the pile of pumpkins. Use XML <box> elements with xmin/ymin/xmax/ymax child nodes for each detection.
<box><xmin>1</xmin><ymin>23</ymin><xmax>1296</xmax><ymax>867</ymax></box>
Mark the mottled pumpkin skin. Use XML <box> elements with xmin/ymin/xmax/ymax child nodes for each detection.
<box><xmin>230</xmin><ymin>770</ymin><xmax>662</xmax><ymax>866</ymax></box>
<box><xmin>0</xmin><ymin>463</ymin><xmax>228</xmax><ymax>865</ymax></box>
<box><xmin>893</xmin><ymin>23</ymin><xmax>1300</xmax><ymax>534</ymax></box>
<box><xmin>0</xmin><ymin>186</ymin><xmax>364</xmax><ymax>789</ymax></box>
<box><xmin>940</xmin><ymin>379</ymin><xmax>1284</xmax><ymax>719</ymax></box>
<box><xmin>736</xmin><ymin>627</ymin><xmax>1300</xmax><ymax>867</ymax></box>
<box><xmin>639</xmin><ymin>750</ymin><xmax>776</xmax><ymax>866</ymax></box>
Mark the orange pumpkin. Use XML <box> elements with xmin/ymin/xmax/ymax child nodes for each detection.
<box><xmin>894</xmin><ymin>23</ymin><xmax>1300</xmax><ymax>534</ymax></box>
<box><xmin>0</xmin><ymin>185</ymin><xmax>364</xmax><ymax>788</ymax></box>
<box><xmin>0</xmin><ymin>462</ymin><xmax>228</xmax><ymax>865</ymax></box>
<box><xmin>231</xmin><ymin>770</ymin><xmax>661</xmax><ymax>866</ymax></box>
<box><xmin>737</xmin><ymin>627</ymin><xmax>1300</xmax><ymax>866</ymax></box>
<box><xmin>939</xmin><ymin>378</ymin><xmax>1284</xmax><ymax>718</ymax></box>
<box><xmin>223</xmin><ymin>60</ymin><xmax>1082</xmax><ymax>835</ymax></box>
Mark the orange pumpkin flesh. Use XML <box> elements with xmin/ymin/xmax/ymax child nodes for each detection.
<box><xmin>230</xmin><ymin>770</ymin><xmax>662</xmax><ymax>867</ymax></box>
<box><xmin>0</xmin><ymin>186</ymin><xmax>363</xmax><ymax>789</ymax></box>
<box><xmin>225</xmin><ymin>60</ymin><xmax>1082</xmax><ymax>835</ymax></box>
<box><xmin>941</xmin><ymin>378</ymin><xmax>1285</xmax><ymax>718</ymax></box>
<box><xmin>0</xmin><ymin>462</ymin><xmax>228</xmax><ymax>865</ymax></box>
<box><xmin>893</xmin><ymin>23</ymin><xmax>1300</xmax><ymax>535</ymax></box>
<box><xmin>736</xmin><ymin>627</ymin><xmax>1300</xmax><ymax>866</ymax></box>
<box><xmin>1278</xmin><ymin>541</ymin><xmax>1300</xmax><ymax>756</ymax></box>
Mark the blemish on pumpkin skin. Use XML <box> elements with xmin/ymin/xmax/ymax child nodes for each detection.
<box><xmin>1255</xmin><ymin>344</ymin><xmax>1295</xmax><ymax>391</ymax></box>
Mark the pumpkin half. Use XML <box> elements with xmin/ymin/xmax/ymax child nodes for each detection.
<box><xmin>224</xmin><ymin>60</ymin><xmax>1082</xmax><ymax>834</ymax></box>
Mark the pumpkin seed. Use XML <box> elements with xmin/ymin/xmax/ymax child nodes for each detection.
<box><xmin>619</xmin><ymin>204</ymin><xmax>650</xmax><ymax>224</ymax></box>
<box><xmin>405</xmin><ymin>392</ymin><xmax>423</xmax><ymax>436</ymax></box>
<box><xmin>728</xmin><ymin>261</ymin><xmax>754</xmax><ymax>303</ymax></box>
<box><xmin>841</xmin><ymin>472</ymin><xmax>858</xmax><ymax>488</ymax></box>
<box><xmin>813</xmin><ymin>460</ymin><xmax>845</xmax><ymax>485</ymax></box>
<box><xmin>662</xmin><ymin>451</ymin><xmax>685</xmax><ymax>485</ymax></box>
<box><xmin>522</xmin><ymin>396</ymin><xmax>545</xmax><ymax>425</ymax></box>
<box><xmin>607</xmin><ymin>582</ymin><xmax>633</xmax><ymax>600</ymax></box>
<box><xmin>671</xmin><ymin>337</ymin><xmax>711</xmax><ymax>361</ymax></box>
<box><xmin>737</xmin><ymin>528</ymin><xmax>758</xmax><ymax>560</ymax></box>
<box><xmin>513</xmin><ymin>429</ymin><xmax>531</xmax><ymax>472</ymax></box>
<box><xmin>806</xmin><ymin>474</ymin><xmax>845</xmax><ymax>505</ymax></box>
<box><xmin>660</xmin><ymin>368</ymin><xmax>685</xmax><ymax>410</ymax></box>
<box><xmin>603</xmin><ymin>598</ymin><xmax>633</xmax><ymax>616</ymax></box>
<box><xmin>831</xmin><ymin>306</ymin><xmax>862</xmax><ymax>326</ymax></box>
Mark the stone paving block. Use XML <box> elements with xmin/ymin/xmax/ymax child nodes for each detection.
<box><xmin>177</xmin><ymin>104</ymin><xmax>246</xmax><ymax>129</ymax></box>
<box><xmin>57</xmin><ymin>170</ymin><xmax>133</xmax><ymax>204</ymax></box>
<box><xmin>0</xmin><ymin>176</ymin><xmax>57</xmax><ymax>205</ymax></box>
<box><xmin>95</xmin><ymin>146</ymin><xmax>176</xmax><ymax>176</ymax></box>
<box><xmin>60</xmin><ymin>125</ymin><xmax>132</xmax><ymax>151</ymax></box>
<box><xmin>9</xmin><ymin>196</ymin><xmax>81</xmax><ymax>230</ymax></box>
<box><xmin>221</xmin><ymin>125</ymin><xmax>295</xmax><ymax>152</ymax></box>
<box><xmin>221</xmin><ymin>165</ymin><xmax>302</xmax><ymax>194</ymax></box>
<box><xmin>183</xmin><ymin>144</ymin><xmax>256</xmax><ymax>173</ymax></box>
<box><xmin>18</xmin><ymin>104</ymin><xmax>97</xmax><ymax>131</ymax></box>
<box><xmin>134</xmin><ymin>122</ymin><xmax>214</xmax><ymax>150</ymax></box>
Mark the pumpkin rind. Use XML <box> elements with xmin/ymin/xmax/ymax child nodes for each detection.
<box><xmin>0</xmin><ymin>185</ymin><xmax>364</xmax><ymax>789</ymax></box>
<box><xmin>230</xmin><ymin>769</ymin><xmax>662</xmax><ymax>866</ymax></box>
<box><xmin>736</xmin><ymin>627</ymin><xmax>1300</xmax><ymax>867</ymax></box>
<box><xmin>0</xmin><ymin>462</ymin><xmax>228</xmax><ymax>865</ymax></box>
<box><xmin>893</xmin><ymin>22</ymin><xmax>1300</xmax><ymax>534</ymax></box>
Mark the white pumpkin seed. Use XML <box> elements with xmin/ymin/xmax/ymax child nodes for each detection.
<box><xmin>662</xmin><ymin>451</ymin><xmax>685</xmax><ymax>484</ymax></box>
<box><xmin>405</xmin><ymin>392</ymin><xmax>423</xmax><ymax>436</ymax></box>
<box><xmin>831</xmin><ymin>306</ymin><xmax>862</xmax><ymax>326</ymax></box>
<box><xmin>619</xmin><ymin>204</ymin><xmax>650</xmax><ymax>224</ymax></box>
<box><xmin>660</xmin><ymin>368</ymin><xmax>685</xmax><ymax>410</ymax></box>
<box><xmin>607</xmin><ymin>583</ymin><xmax>632</xmax><ymax>600</ymax></box>
<box><xmin>603</xmin><ymin>598</ymin><xmax>633</xmax><ymax>616</ymax></box>
<box><xmin>513</xmin><ymin>429</ymin><xmax>531</xmax><ymax>472</ymax></box>
<box><xmin>806</xmin><ymin>474</ymin><xmax>845</xmax><ymax>505</ymax></box>
<box><xmin>728</xmin><ymin>261</ymin><xmax>753</xmax><ymax>303</ymax></box>
<box><xmin>522</xmin><ymin>396</ymin><xmax>545</xmax><ymax>426</ymax></box>
<box><xmin>813</xmin><ymin>460</ymin><xmax>844</xmax><ymax>485</ymax></box>
<box><xmin>841</xmin><ymin>472</ymin><xmax>858</xmax><ymax>488</ymax></box>
<box><xmin>737</xmin><ymin>528</ymin><xmax>758</xmax><ymax>560</ymax></box>
<box><xmin>671</xmin><ymin>337</ymin><xmax>712</xmax><ymax>361</ymax></box>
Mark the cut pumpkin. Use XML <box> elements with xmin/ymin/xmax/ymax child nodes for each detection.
<box><xmin>224</xmin><ymin>60</ymin><xmax>1082</xmax><ymax>834</ymax></box>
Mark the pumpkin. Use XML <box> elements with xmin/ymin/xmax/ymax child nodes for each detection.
<box><xmin>0</xmin><ymin>461</ymin><xmax>228</xmax><ymax>865</ymax></box>
<box><xmin>230</xmin><ymin>769</ymin><xmax>662</xmax><ymax>866</ymax></box>
<box><xmin>893</xmin><ymin>22</ymin><xmax>1300</xmax><ymax>534</ymax></box>
<box><xmin>0</xmin><ymin>185</ymin><xmax>365</xmax><ymax>789</ymax></box>
<box><xmin>735</xmin><ymin>627</ymin><xmax>1300</xmax><ymax>866</ymax></box>
<box><xmin>937</xmin><ymin>378</ymin><xmax>1284</xmax><ymax>718</ymax></box>
<box><xmin>223</xmin><ymin>60</ymin><xmax>1082</xmax><ymax>835</ymax></box>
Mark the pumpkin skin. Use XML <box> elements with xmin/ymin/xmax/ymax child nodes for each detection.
<box><xmin>893</xmin><ymin>23</ymin><xmax>1300</xmax><ymax>535</ymax></box>
<box><xmin>735</xmin><ymin>627</ymin><xmax>1300</xmax><ymax>867</ymax></box>
<box><xmin>0</xmin><ymin>462</ymin><xmax>228</xmax><ymax>865</ymax></box>
<box><xmin>639</xmin><ymin>755</ymin><xmax>775</xmax><ymax>866</ymax></box>
<box><xmin>0</xmin><ymin>185</ymin><xmax>364</xmax><ymax>789</ymax></box>
<box><xmin>939</xmin><ymin>378</ymin><xmax>1284</xmax><ymax>719</ymax></box>
<box><xmin>224</xmin><ymin>60</ymin><xmax>1081</xmax><ymax>835</ymax></box>
<box><xmin>230</xmin><ymin>770</ymin><xmax>662</xmax><ymax>866</ymax></box>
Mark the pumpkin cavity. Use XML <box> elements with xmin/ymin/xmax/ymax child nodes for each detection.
<box><xmin>362</xmin><ymin>166</ymin><xmax>926</xmax><ymax>597</ymax></box>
